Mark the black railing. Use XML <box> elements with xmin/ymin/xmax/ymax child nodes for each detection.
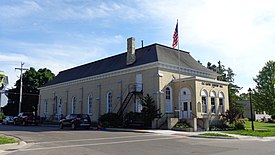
<box><xmin>117</xmin><ymin>83</ymin><xmax>143</xmax><ymax>119</ymax></box>
<box><xmin>117</xmin><ymin>93</ymin><xmax>134</xmax><ymax>118</ymax></box>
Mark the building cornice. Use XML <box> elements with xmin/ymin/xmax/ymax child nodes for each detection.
<box><xmin>174</xmin><ymin>76</ymin><xmax>229</xmax><ymax>86</ymax></box>
<box><xmin>40</xmin><ymin>62</ymin><xmax>217</xmax><ymax>90</ymax></box>
<box><xmin>158</xmin><ymin>62</ymin><xmax>217</xmax><ymax>79</ymax></box>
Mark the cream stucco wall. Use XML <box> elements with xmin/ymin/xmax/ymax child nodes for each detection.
<box><xmin>39</xmin><ymin>67</ymin><xmax>160</xmax><ymax>121</ymax></box>
<box><xmin>158</xmin><ymin>69</ymin><xmax>193</xmax><ymax>115</ymax></box>
<box><xmin>194</xmin><ymin>79</ymin><xmax>229</xmax><ymax>120</ymax></box>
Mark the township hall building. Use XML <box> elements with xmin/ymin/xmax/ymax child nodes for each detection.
<box><xmin>39</xmin><ymin>37</ymin><xmax>229</xmax><ymax>131</ymax></box>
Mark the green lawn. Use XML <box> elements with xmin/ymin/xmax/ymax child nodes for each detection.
<box><xmin>0</xmin><ymin>136</ymin><xmax>18</xmax><ymax>145</ymax></box>
<box><xmin>226</xmin><ymin>121</ymin><xmax>275</xmax><ymax>137</ymax></box>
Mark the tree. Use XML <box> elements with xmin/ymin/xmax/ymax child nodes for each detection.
<box><xmin>253</xmin><ymin>60</ymin><xmax>275</xmax><ymax>115</ymax></box>
<box><xmin>0</xmin><ymin>71</ymin><xmax>7</xmax><ymax>89</ymax></box>
<box><xmin>3</xmin><ymin>68</ymin><xmax>55</xmax><ymax>116</ymax></box>
<box><xmin>142</xmin><ymin>94</ymin><xmax>161</xmax><ymax>127</ymax></box>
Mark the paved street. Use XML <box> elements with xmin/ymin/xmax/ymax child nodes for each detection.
<box><xmin>1</xmin><ymin>125</ymin><xmax>275</xmax><ymax>155</ymax></box>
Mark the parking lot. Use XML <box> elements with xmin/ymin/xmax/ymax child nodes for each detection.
<box><xmin>1</xmin><ymin>125</ymin><xmax>275</xmax><ymax>155</ymax></box>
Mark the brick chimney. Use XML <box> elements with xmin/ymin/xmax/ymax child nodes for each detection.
<box><xmin>127</xmin><ymin>37</ymin><xmax>136</xmax><ymax>65</ymax></box>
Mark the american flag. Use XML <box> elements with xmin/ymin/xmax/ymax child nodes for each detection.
<box><xmin>172</xmin><ymin>22</ymin><xmax>178</xmax><ymax>48</ymax></box>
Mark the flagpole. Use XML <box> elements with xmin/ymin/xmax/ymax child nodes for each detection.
<box><xmin>176</xmin><ymin>19</ymin><xmax>182</xmax><ymax>119</ymax></box>
<box><xmin>177</xmin><ymin>19</ymin><xmax>180</xmax><ymax>80</ymax></box>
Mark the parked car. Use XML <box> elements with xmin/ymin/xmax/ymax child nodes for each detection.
<box><xmin>59</xmin><ymin>114</ymin><xmax>91</xmax><ymax>130</ymax></box>
<box><xmin>3</xmin><ymin>116</ymin><xmax>14</xmax><ymax>125</ymax></box>
<box><xmin>13</xmin><ymin>112</ymin><xmax>40</xmax><ymax>126</ymax></box>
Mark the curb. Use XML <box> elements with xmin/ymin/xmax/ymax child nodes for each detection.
<box><xmin>104</xmin><ymin>128</ymin><xmax>153</xmax><ymax>133</ymax></box>
<box><xmin>0</xmin><ymin>135</ymin><xmax>27</xmax><ymax>153</ymax></box>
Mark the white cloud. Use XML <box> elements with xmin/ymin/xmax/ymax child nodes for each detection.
<box><xmin>0</xmin><ymin>53</ymin><xmax>28</xmax><ymax>62</ymax></box>
<box><xmin>0</xmin><ymin>1</ymin><xmax>42</xmax><ymax>19</ymax></box>
<box><xmin>0</xmin><ymin>1</ymin><xmax>144</xmax><ymax>22</ymax></box>
<box><xmin>0</xmin><ymin>33</ymin><xmax>126</xmax><ymax>88</ymax></box>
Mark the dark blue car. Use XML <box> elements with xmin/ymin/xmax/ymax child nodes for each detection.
<box><xmin>59</xmin><ymin>114</ymin><xmax>91</xmax><ymax>130</ymax></box>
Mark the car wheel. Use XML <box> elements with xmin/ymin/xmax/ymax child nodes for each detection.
<box><xmin>59</xmin><ymin>123</ymin><xmax>64</xmax><ymax>129</ymax></box>
<box><xmin>71</xmin><ymin>123</ymin><xmax>76</xmax><ymax>130</ymax></box>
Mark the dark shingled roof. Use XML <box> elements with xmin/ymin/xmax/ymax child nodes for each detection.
<box><xmin>42</xmin><ymin>43</ymin><xmax>217</xmax><ymax>87</ymax></box>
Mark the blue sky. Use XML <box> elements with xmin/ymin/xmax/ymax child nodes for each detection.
<box><xmin>1</xmin><ymin>0</ymin><xmax>275</xmax><ymax>94</ymax></box>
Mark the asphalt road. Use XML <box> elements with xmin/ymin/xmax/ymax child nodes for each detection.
<box><xmin>1</xmin><ymin>125</ymin><xmax>275</xmax><ymax>155</ymax></box>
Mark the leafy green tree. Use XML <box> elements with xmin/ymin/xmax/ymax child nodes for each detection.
<box><xmin>0</xmin><ymin>71</ymin><xmax>7</xmax><ymax>89</ymax></box>
<box><xmin>3</xmin><ymin>68</ymin><xmax>55</xmax><ymax>116</ymax></box>
<box><xmin>239</xmin><ymin>93</ymin><xmax>250</xmax><ymax>100</ymax></box>
<box><xmin>253</xmin><ymin>60</ymin><xmax>275</xmax><ymax>115</ymax></box>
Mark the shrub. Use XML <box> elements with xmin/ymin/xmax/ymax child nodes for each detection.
<box><xmin>234</xmin><ymin>119</ymin><xmax>245</xmax><ymax>130</ymax></box>
<box><xmin>174</xmin><ymin>121</ymin><xmax>190</xmax><ymax>129</ymax></box>
<box><xmin>98</xmin><ymin>113</ymin><xmax>121</xmax><ymax>128</ymax></box>
<box><xmin>271</xmin><ymin>115</ymin><xmax>275</xmax><ymax>120</ymax></box>
<box><xmin>228</xmin><ymin>119</ymin><xmax>245</xmax><ymax>130</ymax></box>
<box><xmin>0</xmin><ymin>112</ymin><xmax>5</xmax><ymax>120</ymax></box>
<box><xmin>209</xmin><ymin>123</ymin><xmax>229</xmax><ymax>131</ymax></box>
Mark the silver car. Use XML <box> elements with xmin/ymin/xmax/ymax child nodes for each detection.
<box><xmin>3</xmin><ymin>116</ymin><xmax>14</xmax><ymax>125</ymax></box>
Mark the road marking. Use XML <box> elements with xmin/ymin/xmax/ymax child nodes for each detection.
<box><xmin>17</xmin><ymin>136</ymin><xmax>183</xmax><ymax>152</ymax></box>
<box><xmin>31</xmin><ymin>134</ymin><xmax>158</xmax><ymax>144</ymax></box>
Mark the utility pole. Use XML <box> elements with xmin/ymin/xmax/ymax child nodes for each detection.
<box><xmin>15</xmin><ymin>62</ymin><xmax>28</xmax><ymax>114</ymax></box>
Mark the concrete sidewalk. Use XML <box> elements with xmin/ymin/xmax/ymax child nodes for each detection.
<box><xmin>104</xmin><ymin>128</ymin><xmax>275</xmax><ymax>141</ymax></box>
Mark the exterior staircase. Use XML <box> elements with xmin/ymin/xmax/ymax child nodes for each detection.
<box><xmin>117</xmin><ymin>83</ymin><xmax>143</xmax><ymax>118</ymax></box>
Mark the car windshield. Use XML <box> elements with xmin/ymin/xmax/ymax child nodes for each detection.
<box><xmin>23</xmin><ymin>113</ymin><xmax>34</xmax><ymax>116</ymax></box>
<box><xmin>66</xmin><ymin>114</ymin><xmax>90</xmax><ymax>119</ymax></box>
<box><xmin>79</xmin><ymin>114</ymin><xmax>89</xmax><ymax>119</ymax></box>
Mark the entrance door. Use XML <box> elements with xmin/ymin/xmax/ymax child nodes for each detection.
<box><xmin>179</xmin><ymin>88</ymin><xmax>191</xmax><ymax>119</ymax></box>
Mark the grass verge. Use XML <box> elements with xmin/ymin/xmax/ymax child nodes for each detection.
<box><xmin>226</xmin><ymin>121</ymin><xmax>275</xmax><ymax>137</ymax></box>
<box><xmin>199</xmin><ymin>133</ymin><xmax>232</xmax><ymax>137</ymax></box>
<box><xmin>0</xmin><ymin>136</ymin><xmax>18</xmax><ymax>145</ymax></box>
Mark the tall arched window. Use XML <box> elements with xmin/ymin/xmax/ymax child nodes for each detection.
<box><xmin>44</xmin><ymin>100</ymin><xmax>48</xmax><ymax>117</ymax></box>
<box><xmin>219</xmin><ymin>92</ymin><xmax>225</xmax><ymax>113</ymax></box>
<box><xmin>58</xmin><ymin>97</ymin><xmax>62</xmax><ymax>116</ymax></box>
<box><xmin>165</xmin><ymin>87</ymin><xmax>173</xmax><ymax>113</ymax></box>
<box><xmin>106</xmin><ymin>92</ymin><xmax>112</xmax><ymax>113</ymax></box>
<box><xmin>201</xmin><ymin>90</ymin><xmax>208</xmax><ymax>113</ymax></box>
<box><xmin>72</xmin><ymin>97</ymin><xmax>76</xmax><ymax>114</ymax></box>
<box><xmin>88</xmin><ymin>95</ymin><xmax>92</xmax><ymax>114</ymax></box>
<box><xmin>210</xmin><ymin>91</ymin><xmax>216</xmax><ymax>113</ymax></box>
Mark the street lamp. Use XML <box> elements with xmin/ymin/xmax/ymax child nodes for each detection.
<box><xmin>248</xmin><ymin>88</ymin><xmax>254</xmax><ymax>131</ymax></box>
